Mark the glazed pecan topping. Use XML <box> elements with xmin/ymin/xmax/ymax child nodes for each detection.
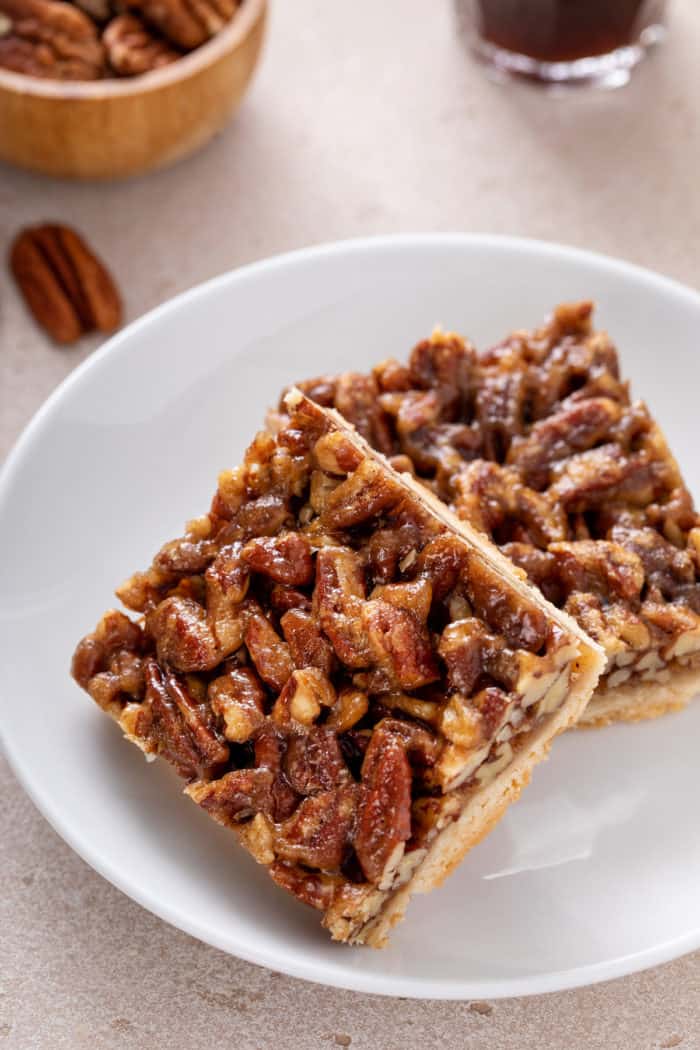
<box><xmin>72</xmin><ymin>390</ymin><xmax>594</xmax><ymax>912</ymax></box>
<box><xmin>289</xmin><ymin>303</ymin><xmax>700</xmax><ymax>679</ymax></box>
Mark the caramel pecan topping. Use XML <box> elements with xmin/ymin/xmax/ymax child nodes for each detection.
<box><xmin>72</xmin><ymin>390</ymin><xmax>594</xmax><ymax>915</ymax></box>
<box><xmin>289</xmin><ymin>303</ymin><xmax>700</xmax><ymax>679</ymax></box>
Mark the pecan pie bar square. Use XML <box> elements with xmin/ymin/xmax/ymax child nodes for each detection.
<box><xmin>72</xmin><ymin>391</ymin><xmax>603</xmax><ymax>945</ymax></box>
<box><xmin>287</xmin><ymin>303</ymin><xmax>700</xmax><ymax>729</ymax></box>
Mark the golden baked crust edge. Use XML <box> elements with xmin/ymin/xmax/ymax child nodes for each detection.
<box><xmin>578</xmin><ymin>664</ymin><xmax>700</xmax><ymax>728</ymax></box>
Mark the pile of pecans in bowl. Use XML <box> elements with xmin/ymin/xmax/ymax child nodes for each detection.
<box><xmin>0</xmin><ymin>0</ymin><xmax>240</xmax><ymax>80</ymax></box>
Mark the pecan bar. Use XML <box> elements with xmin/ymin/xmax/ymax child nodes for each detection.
<box><xmin>71</xmin><ymin>392</ymin><xmax>602</xmax><ymax>946</ymax></box>
<box><xmin>283</xmin><ymin>302</ymin><xmax>700</xmax><ymax>728</ymax></box>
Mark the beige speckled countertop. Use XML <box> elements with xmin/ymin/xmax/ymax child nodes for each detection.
<box><xmin>2</xmin><ymin>2</ymin><xmax>700</xmax><ymax>1047</ymax></box>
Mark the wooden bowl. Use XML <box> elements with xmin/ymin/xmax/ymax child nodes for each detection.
<box><xmin>0</xmin><ymin>0</ymin><xmax>266</xmax><ymax>180</ymax></box>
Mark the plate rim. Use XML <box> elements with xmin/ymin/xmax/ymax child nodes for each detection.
<box><xmin>2</xmin><ymin>232</ymin><xmax>700</xmax><ymax>999</ymax></box>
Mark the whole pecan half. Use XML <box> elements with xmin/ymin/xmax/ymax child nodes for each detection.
<box><xmin>103</xmin><ymin>12</ymin><xmax>180</xmax><ymax>75</ymax></box>
<box><xmin>122</xmin><ymin>0</ymin><xmax>237</xmax><ymax>49</ymax></box>
<box><xmin>0</xmin><ymin>0</ymin><xmax>106</xmax><ymax>79</ymax></box>
<box><xmin>354</xmin><ymin>725</ymin><xmax>412</xmax><ymax>885</ymax></box>
<box><xmin>10</xmin><ymin>224</ymin><xmax>122</xmax><ymax>344</ymax></box>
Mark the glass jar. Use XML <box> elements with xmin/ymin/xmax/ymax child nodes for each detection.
<box><xmin>455</xmin><ymin>0</ymin><xmax>668</xmax><ymax>88</ymax></box>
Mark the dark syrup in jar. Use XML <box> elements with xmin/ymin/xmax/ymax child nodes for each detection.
<box><xmin>477</xmin><ymin>0</ymin><xmax>663</xmax><ymax>62</ymax></box>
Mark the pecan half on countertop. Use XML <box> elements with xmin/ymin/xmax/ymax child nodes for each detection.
<box><xmin>0</xmin><ymin>0</ymin><xmax>106</xmax><ymax>78</ymax></box>
<box><xmin>10</xmin><ymin>224</ymin><xmax>122</xmax><ymax>345</ymax></box>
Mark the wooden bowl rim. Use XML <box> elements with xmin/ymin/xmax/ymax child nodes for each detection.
<box><xmin>0</xmin><ymin>0</ymin><xmax>265</xmax><ymax>99</ymax></box>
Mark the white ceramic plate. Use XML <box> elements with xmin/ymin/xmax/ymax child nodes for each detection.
<box><xmin>2</xmin><ymin>235</ymin><xmax>700</xmax><ymax>1000</ymax></box>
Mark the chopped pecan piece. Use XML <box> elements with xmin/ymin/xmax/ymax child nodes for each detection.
<box><xmin>472</xmin><ymin>686</ymin><xmax>510</xmax><ymax>737</ymax></box>
<box><xmin>140</xmin><ymin>659</ymin><xmax>228</xmax><ymax>780</ymax></box>
<box><xmin>549</xmin><ymin>445</ymin><xmax>654</xmax><ymax>510</ymax></box>
<box><xmin>204</xmin><ymin>543</ymin><xmax>249</xmax><ymax>655</ymax></box>
<box><xmin>641</xmin><ymin>600</ymin><xmax>699</xmax><ymax>639</ymax></box>
<box><xmin>326</xmin><ymin>687</ymin><xmax>369</xmax><ymax>732</ymax></box>
<box><xmin>362</xmin><ymin>599</ymin><xmax>440</xmax><ymax>691</ymax></box>
<box><xmin>438</xmin><ymin>618</ymin><xmax>487</xmax><ymax>696</ymax></box>
<box><xmin>146</xmin><ymin>596</ymin><xmax>220</xmax><ymax>672</ymax></box>
<box><xmin>188</xmin><ymin>768</ymin><xmax>274</xmax><ymax>826</ymax></box>
<box><xmin>610</xmin><ymin>525</ymin><xmax>695</xmax><ymax>601</ymax></box>
<box><xmin>216</xmin><ymin>492</ymin><xmax>289</xmax><ymax>540</ymax></box>
<box><xmin>243</xmin><ymin>607</ymin><xmax>294</xmax><ymax>693</ymax></box>
<box><xmin>313</xmin><ymin>431</ymin><xmax>364</xmax><ymax>475</ymax></box>
<box><xmin>153</xmin><ymin>536</ymin><xmax>216</xmax><ymax>575</ymax></box>
<box><xmin>208</xmin><ymin>666</ymin><xmax>266</xmax><ymax>744</ymax></box>
<box><xmin>88</xmin><ymin>649</ymin><xmax>145</xmax><ymax>711</ymax></box>
<box><xmin>416</xmin><ymin>534</ymin><xmax>466</xmax><ymax>602</ymax></box>
<box><xmin>373</xmin><ymin>357</ymin><xmax>413</xmax><ymax>393</ymax></box>
<box><xmin>320</xmin><ymin>460</ymin><xmax>402</xmax><ymax>530</ymax></box>
<box><xmin>280</xmin><ymin>608</ymin><xmax>335</xmax><ymax>676</ymax></box>
<box><xmin>241</xmin><ymin>532</ymin><xmax>313</xmax><ymax>586</ymax></box>
<box><xmin>271</xmin><ymin>668</ymin><xmax>335</xmax><ymax>727</ymax></box>
<box><xmin>507</xmin><ymin>397</ymin><xmax>622</xmax><ymax>489</ymax></box>
<box><xmin>283</xmin><ymin>726</ymin><xmax>348</xmax><ymax>796</ymax></box>
<box><xmin>333</xmin><ymin>372</ymin><xmax>394</xmax><ymax>455</ymax></box>
<box><xmin>439</xmin><ymin>694</ymin><xmax>484</xmax><ymax>750</ymax></box>
<box><xmin>548</xmin><ymin>300</ymin><xmax>594</xmax><ymax>338</ymax></box>
<box><xmin>476</xmin><ymin>369</ymin><xmax>529</xmax><ymax>461</ymax></box>
<box><xmin>275</xmin><ymin>783</ymin><xmax>358</xmax><ymax>871</ymax></box>
<box><xmin>369</xmin><ymin>577</ymin><xmax>432</xmax><ymax>623</ymax></box>
<box><xmin>365</xmin><ymin>521</ymin><xmax>423</xmax><ymax>584</ymax></box>
<box><xmin>550</xmin><ymin>540</ymin><xmax>644</xmax><ymax>603</ymax></box>
<box><xmin>116</xmin><ymin>566</ymin><xmax>172</xmax><ymax>613</ymax></box>
<box><xmin>462</xmin><ymin>554</ymin><xmax>547</xmax><ymax>653</ymax></box>
<box><xmin>71</xmin><ymin>609</ymin><xmax>143</xmax><ymax>690</ymax></box>
<box><xmin>380</xmin><ymin>383</ymin><xmax>480</xmax><ymax>481</ymax></box>
<box><xmin>269</xmin><ymin>585</ymin><xmax>312</xmax><ymax>614</ymax></box>
<box><xmin>408</xmin><ymin>331</ymin><xmax>475</xmax><ymax>413</ymax></box>
<box><xmin>374</xmin><ymin>717</ymin><xmax>441</xmax><ymax>770</ymax></box>
<box><xmin>646</xmin><ymin>485</ymin><xmax>698</xmax><ymax>546</ymax></box>
<box><xmin>269</xmin><ymin>863</ymin><xmax>343</xmax><ymax>911</ymax></box>
<box><xmin>73</xmin><ymin>0</ymin><xmax>111</xmax><ymax>20</ymax></box>
<box><xmin>501</xmin><ymin>543</ymin><xmax>562</xmax><ymax>605</ymax></box>
<box><xmin>454</xmin><ymin>461</ymin><xmax>567</xmax><ymax>547</ymax></box>
<box><xmin>253</xmin><ymin>723</ymin><xmax>299</xmax><ymax>822</ymax></box>
<box><xmin>313</xmin><ymin>546</ymin><xmax>370</xmax><ymax>667</ymax></box>
<box><xmin>307</xmin><ymin>469</ymin><xmax>340</xmax><ymax>517</ymax></box>
<box><xmin>285</xmin><ymin>375</ymin><xmax>338</xmax><ymax>408</ymax></box>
